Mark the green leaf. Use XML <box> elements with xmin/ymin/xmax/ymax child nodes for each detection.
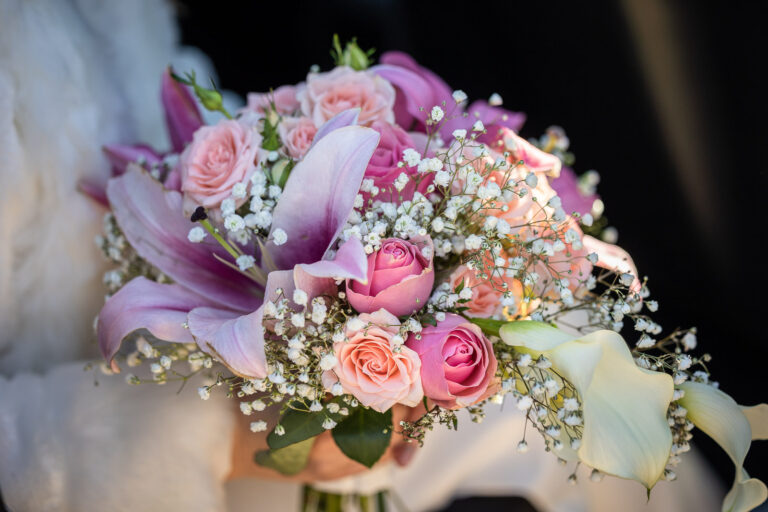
<box><xmin>468</xmin><ymin>317</ymin><xmax>506</xmax><ymax>337</ymax></box>
<box><xmin>268</xmin><ymin>400</ymin><xmax>345</xmax><ymax>451</ymax></box>
<box><xmin>331</xmin><ymin>407</ymin><xmax>392</xmax><ymax>468</ymax></box>
<box><xmin>254</xmin><ymin>436</ymin><xmax>315</xmax><ymax>476</ymax></box>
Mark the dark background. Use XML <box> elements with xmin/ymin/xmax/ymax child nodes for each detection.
<box><xmin>177</xmin><ymin>0</ymin><xmax>767</xmax><ymax>508</ymax></box>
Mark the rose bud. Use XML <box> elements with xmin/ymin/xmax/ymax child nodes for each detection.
<box><xmin>346</xmin><ymin>236</ymin><xmax>434</xmax><ymax>317</ymax></box>
<box><xmin>405</xmin><ymin>313</ymin><xmax>498</xmax><ymax>410</ymax></box>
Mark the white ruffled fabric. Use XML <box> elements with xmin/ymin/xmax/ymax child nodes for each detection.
<box><xmin>0</xmin><ymin>1</ymin><xmax>724</xmax><ymax>511</ymax></box>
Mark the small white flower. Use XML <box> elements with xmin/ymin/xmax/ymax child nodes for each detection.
<box><xmin>187</xmin><ymin>226</ymin><xmax>207</xmax><ymax>243</ymax></box>
<box><xmin>327</xmin><ymin>402</ymin><xmax>341</xmax><ymax>414</ymax></box>
<box><xmin>251</xmin><ymin>399</ymin><xmax>266</xmax><ymax>411</ymax></box>
<box><xmin>402</xmin><ymin>148</ymin><xmax>421</xmax><ymax>167</ymax></box>
<box><xmin>319</xmin><ymin>353</ymin><xmax>338</xmax><ymax>371</ymax></box>
<box><xmin>239</xmin><ymin>402</ymin><xmax>253</xmax><ymax>415</ymax></box>
<box><xmin>236</xmin><ymin>254</ymin><xmax>255</xmax><ymax>271</ymax></box>
<box><xmin>322</xmin><ymin>418</ymin><xmax>337</xmax><ymax>430</ymax></box>
<box><xmin>331</xmin><ymin>382</ymin><xmax>344</xmax><ymax>396</ymax></box>
<box><xmin>293</xmin><ymin>289</ymin><xmax>308</xmax><ymax>306</ymax></box>
<box><xmin>221</xmin><ymin>198</ymin><xmax>236</xmax><ymax>217</ymax></box>
<box><xmin>516</xmin><ymin>395</ymin><xmax>533</xmax><ymax>410</ymax></box>
<box><xmin>250</xmin><ymin>420</ymin><xmax>268</xmax><ymax>432</ymax></box>
<box><xmin>472</xmin><ymin>120</ymin><xmax>485</xmax><ymax>132</ymax></box>
<box><xmin>290</xmin><ymin>313</ymin><xmax>305</xmax><ymax>328</ymax></box>
<box><xmin>465</xmin><ymin>234</ymin><xmax>483</xmax><ymax>251</ymax></box>
<box><xmin>224</xmin><ymin>214</ymin><xmax>245</xmax><ymax>232</ymax></box>
<box><xmin>272</xmin><ymin>228</ymin><xmax>288</xmax><ymax>245</ymax></box>
<box><xmin>524</xmin><ymin>173</ymin><xmax>538</xmax><ymax>188</ymax></box>
<box><xmin>620</xmin><ymin>273</ymin><xmax>635</xmax><ymax>287</ymax></box>
<box><xmin>452</xmin><ymin>128</ymin><xmax>467</xmax><ymax>140</ymax></box>
<box><xmin>430</xmin><ymin>105</ymin><xmax>445</xmax><ymax>123</ymax></box>
<box><xmin>517</xmin><ymin>440</ymin><xmax>529</xmax><ymax>453</ymax></box>
<box><xmin>488</xmin><ymin>92</ymin><xmax>503</xmax><ymax>106</ymax></box>
<box><xmin>581</xmin><ymin>213</ymin><xmax>594</xmax><ymax>226</ymax></box>
<box><xmin>198</xmin><ymin>387</ymin><xmax>211</xmax><ymax>400</ymax></box>
<box><xmin>452</xmin><ymin>90</ymin><xmax>468</xmax><ymax>103</ymax></box>
<box><xmin>309</xmin><ymin>400</ymin><xmax>323</xmax><ymax>412</ymax></box>
<box><xmin>231</xmin><ymin>182</ymin><xmax>248</xmax><ymax>199</ymax></box>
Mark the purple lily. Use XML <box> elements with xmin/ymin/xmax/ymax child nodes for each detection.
<box><xmin>98</xmin><ymin>121</ymin><xmax>379</xmax><ymax>378</ymax></box>
<box><xmin>372</xmin><ymin>51</ymin><xmax>526</xmax><ymax>141</ymax></box>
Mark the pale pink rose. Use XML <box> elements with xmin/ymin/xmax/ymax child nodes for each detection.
<box><xmin>405</xmin><ymin>313</ymin><xmax>497</xmax><ymax>410</ymax></box>
<box><xmin>322</xmin><ymin>309</ymin><xmax>423</xmax><ymax>412</ymax></box>
<box><xmin>246</xmin><ymin>84</ymin><xmax>301</xmax><ymax>115</ymax></box>
<box><xmin>299</xmin><ymin>66</ymin><xmax>395</xmax><ymax>127</ymax></box>
<box><xmin>346</xmin><ymin>236</ymin><xmax>434</xmax><ymax>317</ymax></box>
<box><xmin>180</xmin><ymin>119</ymin><xmax>261</xmax><ymax>209</ymax></box>
<box><xmin>278</xmin><ymin>116</ymin><xmax>317</xmax><ymax>159</ymax></box>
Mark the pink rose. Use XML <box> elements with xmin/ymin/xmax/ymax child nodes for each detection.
<box><xmin>278</xmin><ymin>116</ymin><xmax>317</xmax><ymax>159</ymax></box>
<box><xmin>299</xmin><ymin>67</ymin><xmax>395</xmax><ymax>127</ymax></box>
<box><xmin>322</xmin><ymin>309</ymin><xmax>423</xmax><ymax>412</ymax></box>
<box><xmin>180</xmin><ymin>119</ymin><xmax>261</xmax><ymax>209</ymax></box>
<box><xmin>346</xmin><ymin>236</ymin><xmax>434</xmax><ymax>317</ymax></box>
<box><xmin>406</xmin><ymin>313</ymin><xmax>497</xmax><ymax>410</ymax></box>
<box><xmin>246</xmin><ymin>84</ymin><xmax>301</xmax><ymax>115</ymax></box>
<box><xmin>364</xmin><ymin>121</ymin><xmax>422</xmax><ymax>202</ymax></box>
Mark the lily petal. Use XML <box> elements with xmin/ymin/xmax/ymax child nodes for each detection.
<box><xmin>294</xmin><ymin>236</ymin><xmax>368</xmax><ymax>300</ymax></box>
<box><xmin>107</xmin><ymin>167</ymin><xmax>262</xmax><ymax>311</ymax></box>
<box><xmin>103</xmin><ymin>144</ymin><xmax>162</xmax><ymax>177</ymax></box>
<box><xmin>583</xmin><ymin>235</ymin><xmax>642</xmax><ymax>294</ymax></box>
<box><xmin>500</xmin><ymin>322</ymin><xmax>674</xmax><ymax>489</ymax></box>
<box><xmin>267</xmin><ymin>126</ymin><xmax>379</xmax><ymax>270</ymax></box>
<box><xmin>309</xmin><ymin>108</ymin><xmax>360</xmax><ymax>151</ymax></box>
<box><xmin>187</xmin><ymin>307</ymin><xmax>266</xmax><ymax>379</ymax></box>
<box><xmin>162</xmin><ymin>68</ymin><xmax>204</xmax><ymax>152</ymax></box>
<box><xmin>679</xmin><ymin>382</ymin><xmax>768</xmax><ymax>512</ymax></box>
<box><xmin>370</xmin><ymin>64</ymin><xmax>435</xmax><ymax>128</ymax></box>
<box><xmin>188</xmin><ymin>269</ymin><xmax>295</xmax><ymax>379</ymax></box>
<box><xmin>97</xmin><ymin>277</ymin><xmax>210</xmax><ymax>370</ymax></box>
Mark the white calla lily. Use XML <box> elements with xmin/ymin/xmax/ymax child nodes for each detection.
<box><xmin>678</xmin><ymin>382</ymin><xmax>768</xmax><ymax>512</ymax></box>
<box><xmin>500</xmin><ymin>321</ymin><xmax>674</xmax><ymax>489</ymax></box>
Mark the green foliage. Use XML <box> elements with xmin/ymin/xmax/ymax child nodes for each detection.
<box><xmin>254</xmin><ymin>436</ymin><xmax>315</xmax><ymax>476</ymax></box>
<box><xmin>331</xmin><ymin>406</ymin><xmax>392</xmax><ymax>468</ymax></box>
<box><xmin>330</xmin><ymin>34</ymin><xmax>375</xmax><ymax>70</ymax></box>
<box><xmin>267</xmin><ymin>400</ymin><xmax>345</xmax><ymax>451</ymax></box>
<box><xmin>468</xmin><ymin>317</ymin><xmax>506</xmax><ymax>338</ymax></box>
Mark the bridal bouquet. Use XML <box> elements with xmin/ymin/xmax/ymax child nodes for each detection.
<box><xmin>86</xmin><ymin>38</ymin><xmax>767</xmax><ymax>511</ymax></box>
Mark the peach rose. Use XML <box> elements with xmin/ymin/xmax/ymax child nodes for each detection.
<box><xmin>322</xmin><ymin>309</ymin><xmax>423</xmax><ymax>412</ymax></box>
<box><xmin>278</xmin><ymin>116</ymin><xmax>317</xmax><ymax>159</ymax></box>
<box><xmin>180</xmin><ymin>119</ymin><xmax>261</xmax><ymax>209</ymax></box>
<box><xmin>299</xmin><ymin>66</ymin><xmax>395</xmax><ymax>127</ymax></box>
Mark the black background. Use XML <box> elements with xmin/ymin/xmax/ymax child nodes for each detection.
<box><xmin>178</xmin><ymin>0</ymin><xmax>767</xmax><ymax>506</ymax></box>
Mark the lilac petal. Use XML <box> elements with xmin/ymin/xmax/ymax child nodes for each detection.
<box><xmin>309</xmin><ymin>108</ymin><xmax>360</xmax><ymax>151</ymax></box>
<box><xmin>103</xmin><ymin>144</ymin><xmax>162</xmax><ymax>177</ymax></box>
<box><xmin>370</xmin><ymin>64</ymin><xmax>433</xmax><ymax>125</ymax></box>
<box><xmin>267</xmin><ymin>126</ymin><xmax>379</xmax><ymax>270</ymax></box>
<box><xmin>162</xmin><ymin>68</ymin><xmax>204</xmax><ymax>153</ymax></box>
<box><xmin>187</xmin><ymin>307</ymin><xmax>266</xmax><ymax>378</ymax></box>
<box><xmin>98</xmin><ymin>277</ymin><xmax>210</xmax><ymax>370</ymax></box>
<box><xmin>78</xmin><ymin>177</ymin><xmax>109</xmax><ymax>207</ymax></box>
<box><xmin>107</xmin><ymin>168</ymin><xmax>262</xmax><ymax>311</ymax></box>
<box><xmin>466</xmin><ymin>100</ymin><xmax>526</xmax><ymax>133</ymax></box>
<box><xmin>294</xmin><ymin>237</ymin><xmax>368</xmax><ymax>299</ymax></box>
<box><xmin>188</xmin><ymin>269</ymin><xmax>295</xmax><ymax>378</ymax></box>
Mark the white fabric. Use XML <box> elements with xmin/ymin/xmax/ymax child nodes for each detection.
<box><xmin>0</xmin><ymin>1</ymin><xmax>724</xmax><ymax>511</ymax></box>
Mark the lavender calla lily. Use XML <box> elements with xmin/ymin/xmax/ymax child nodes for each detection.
<box><xmin>98</xmin><ymin>125</ymin><xmax>379</xmax><ymax>379</ymax></box>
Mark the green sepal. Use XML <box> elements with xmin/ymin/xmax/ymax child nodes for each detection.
<box><xmin>331</xmin><ymin>406</ymin><xmax>392</xmax><ymax>468</ymax></box>
<box><xmin>254</xmin><ymin>436</ymin><xmax>315</xmax><ymax>476</ymax></box>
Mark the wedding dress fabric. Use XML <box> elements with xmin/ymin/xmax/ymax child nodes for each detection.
<box><xmin>0</xmin><ymin>1</ymin><xmax>723</xmax><ymax>511</ymax></box>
